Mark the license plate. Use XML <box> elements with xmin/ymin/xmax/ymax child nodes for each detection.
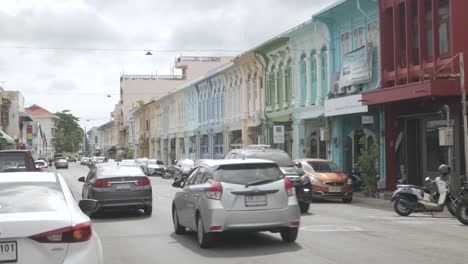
<box><xmin>116</xmin><ymin>184</ymin><xmax>130</xmax><ymax>190</ymax></box>
<box><xmin>245</xmin><ymin>195</ymin><xmax>267</xmax><ymax>207</ymax></box>
<box><xmin>329</xmin><ymin>186</ymin><xmax>342</xmax><ymax>193</ymax></box>
<box><xmin>0</xmin><ymin>241</ymin><xmax>17</xmax><ymax>263</ymax></box>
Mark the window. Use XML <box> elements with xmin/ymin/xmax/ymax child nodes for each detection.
<box><xmin>368</xmin><ymin>22</ymin><xmax>378</xmax><ymax>46</ymax></box>
<box><xmin>353</xmin><ymin>26</ymin><xmax>364</xmax><ymax>49</ymax></box>
<box><xmin>438</xmin><ymin>0</ymin><xmax>450</xmax><ymax>55</ymax></box>
<box><xmin>424</xmin><ymin>0</ymin><xmax>433</xmax><ymax>58</ymax></box>
<box><xmin>340</xmin><ymin>32</ymin><xmax>351</xmax><ymax>56</ymax></box>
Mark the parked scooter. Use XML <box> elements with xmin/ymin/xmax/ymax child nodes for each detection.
<box><xmin>455</xmin><ymin>181</ymin><xmax>468</xmax><ymax>225</ymax></box>
<box><xmin>391</xmin><ymin>164</ymin><xmax>457</xmax><ymax>216</ymax></box>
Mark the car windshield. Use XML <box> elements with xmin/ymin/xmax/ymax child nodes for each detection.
<box><xmin>0</xmin><ymin>154</ymin><xmax>27</xmax><ymax>172</ymax></box>
<box><xmin>214</xmin><ymin>163</ymin><xmax>283</xmax><ymax>185</ymax></box>
<box><xmin>179</xmin><ymin>160</ymin><xmax>194</xmax><ymax>167</ymax></box>
<box><xmin>305</xmin><ymin>161</ymin><xmax>343</xmax><ymax>173</ymax></box>
<box><xmin>0</xmin><ymin>181</ymin><xmax>67</xmax><ymax>214</ymax></box>
<box><xmin>244</xmin><ymin>152</ymin><xmax>294</xmax><ymax>167</ymax></box>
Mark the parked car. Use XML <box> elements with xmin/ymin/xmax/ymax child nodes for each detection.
<box><xmin>0</xmin><ymin>150</ymin><xmax>38</xmax><ymax>172</ymax></box>
<box><xmin>34</xmin><ymin>160</ymin><xmax>48</xmax><ymax>169</ymax></box>
<box><xmin>225</xmin><ymin>145</ymin><xmax>311</xmax><ymax>212</ymax></box>
<box><xmin>171</xmin><ymin>159</ymin><xmax>300</xmax><ymax>248</ymax></box>
<box><xmin>0</xmin><ymin>172</ymin><xmax>103</xmax><ymax>264</ymax></box>
<box><xmin>295</xmin><ymin>158</ymin><xmax>353</xmax><ymax>203</ymax></box>
<box><xmin>55</xmin><ymin>158</ymin><xmax>69</xmax><ymax>169</ymax></box>
<box><xmin>145</xmin><ymin>159</ymin><xmax>166</xmax><ymax>176</ymax></box>
<box><xmin>79</xmin><ymin>163</ymin><xmax>153</xmax><ymax>216</ymax></box>
<box><xmin>173</xmin><ymin>159</ymin><xmax>195</xmax><ymax>181</ymax></box>
<box><xmin>70</xmin><ymin>157</ymin><xmax>77</xmax><ymax>162</ymax></box>
<box><xmin>81</xmin><ymin>157</ymin><xmax>90</xmax><ymax>165</ymax></box>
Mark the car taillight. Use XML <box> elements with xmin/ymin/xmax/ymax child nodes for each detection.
<box><xmin>30</xmin><ymin>223</ymin><xmax>92</xmax><ymax>243</ymax></box>
<box><xmin>135</xmin><ymin>178</ymin><xmax>151</xmax><ymax>186</ymax></box>
<box><xmin>205</xmin><ymin>180</ymin><xmax>223</xmax><ymax>200</ymax></box>
<box><xmin>93</xmin><ymin>180</ymin><xmax>111</xmax><ymax>188</ymax></box>
<box><xmin>284</xmin><ymin>178</ymin><xmax>295</xmax><ymax>196</ymax></box>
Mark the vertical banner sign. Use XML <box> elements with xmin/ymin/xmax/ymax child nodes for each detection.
<box><xmin>273</xmin><ymin>125</ymin><xmax>285</xmax><ymax>144</ymax></box>
<box><xmin>26</xmin><ymin>125</ymin><xmax>33</xmax><ymax>146</ymax></box>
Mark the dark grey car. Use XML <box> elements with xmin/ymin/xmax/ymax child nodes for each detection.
<box><xmin>79</xmin><ymin>163</ymin><xmax>153</xmax><ymax>216</ymax></box>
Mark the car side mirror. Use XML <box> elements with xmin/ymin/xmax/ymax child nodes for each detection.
<box><xmin>172</xmin><ymin>180</ymin><xmax>182</xmax><ymax>188</ymax></box>
<box><xmin>78</xmin><ymin>199</ymin><xmax>98</xmax><ymax>213</ymax></box>
<box><xmin>78</xmin><ymin>176</ymin><xmax>86</xmax><ymax>182</ymax></box>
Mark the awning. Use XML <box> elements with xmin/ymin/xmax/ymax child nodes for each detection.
<box><xmin>19</xmin><ymin>111</ymin><xmax>33</xmax><ymax>122</ymax></box>
<box><xmin>0</xmin><ymin>130</ymin><xmax>16</xmax><ymax>145</ymax></box>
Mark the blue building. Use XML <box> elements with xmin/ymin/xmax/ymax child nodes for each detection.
<box><xmin>314</xmin><ymin>0</ymin><xmax>385</xmax><ymax>184</ymax></box>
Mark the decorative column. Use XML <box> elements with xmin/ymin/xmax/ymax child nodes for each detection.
<box><xmin>249</xmin><ymin>77</ymin><xmax>254</xmax><ymax>116</ymax></box>
<box><xmin>282</xmin><ymin>68</ymin><xmax>287</xmax><ymax>108</ymax></box>
<box><xmin>305</xmin><ymin>55</ymin><xmax>312</xmax><ymax>106</ymax></box>
<box><xmin>315</xmin><ymin>53</ymin><xmax>322</xmax><ymax>105</ymax></box>
<box><xmin>255</xmin><ymin>75</ymin><xmax>261</xmax><ymax>116</ymax></box>
<box><xmin>274</xmin><ymin>71</ymin><xmax>279</xmax><ymax>111</ymax></box>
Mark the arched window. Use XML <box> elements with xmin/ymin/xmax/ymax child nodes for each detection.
<box><xmin>285</xmin><ymin>59</ymin><xmax>292</xmax><ymax>107</ymax></box>
<box><xmin>268</xmin><ymin>66</ymin><xmax>276</xmax><ymax>108</ymax></box>
<box><xmin>320</xmin><ymin>47</ymin><xmax>328</xmax><ymax>100</ymax></box>
<box><xmin>310</xmin><ymin>50</ymin><xmax>317</xmax><ymax>105</ymax></box>
<box><xmin>299</xmin><ymin>54</ymin><xmax>307</xmax><ymax>107</ymax></box>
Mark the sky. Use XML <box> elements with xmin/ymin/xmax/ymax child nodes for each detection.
<box><xmin>0</xmin><ymin>0</ymin><xmax>336</xmax><ymax>129</ymax></box>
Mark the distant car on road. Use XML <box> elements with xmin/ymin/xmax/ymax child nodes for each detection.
<box><xmin>55</xmin><ymin>158</ymin><xmax>69</xmax><ymax>169</ymax></box>
<box><xmin>34</xmin><ymin>160</ymin><xmax>48</xmax><ymax>170</ymax></box>
<box><xmin>81</xmin><ymin>157</ymin><xmax>91</xmax><ymax>165</ymax></box>
<box><xmin>79</xmin><ymin>163</ymin><xmax>153</xmax><ymax>216</ymax></box>
<box><xmin>171</xmin><ymin>159</ymin><xmax>300</xmax><ymax>248</ymax></box>
<box><xmin>0</xmin><ymin>172</ymin><xmax>104</xmax><ymax>264</ymax></box>
<box><xmin>0</xmin><ymin>150</ymin><xmax>38</xmax><ymax>172</ymax></box>
<box><xmin>144</xmin><ymin>159</ymin><xmax>166</xmax><ymax>176</ymax></box>
<box><xmin>70</xmin><ymin>157</ymin><xmax>77</xmax><ymax>162</ymax></box>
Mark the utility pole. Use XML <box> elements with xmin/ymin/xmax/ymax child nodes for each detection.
<box><xmin>460</xmin><ymin>53</ymin><xmax>467</xmax><ymax>181</ymax></box>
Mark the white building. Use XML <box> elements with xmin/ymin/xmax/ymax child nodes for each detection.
<box><xmin>25</xmin><ymin>104</ymin><xmax>59</xmax><ymax>159</ymax></box>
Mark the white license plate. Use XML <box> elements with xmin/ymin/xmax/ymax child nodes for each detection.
<box><xmin>245</xmin><ymin>195</ymin><xmax>267</xmax><ymax>207</ymax></box>
<box><xmin>116</xmin><ymin>184</ymin><xmax>131</xmax><ymax>190</ymax></box>
<box><xmin>329</xmin><ymin>186</ymin><xmax>342</xmax><ymax>193</ymax></box>
<box><xmin>0</xmin><ymin>241</ymin><xmax>17</xmax><ymax>263</ymax></box>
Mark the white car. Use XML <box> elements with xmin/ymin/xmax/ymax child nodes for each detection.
<box><xmin>0</xmin><ymin>172</ymin><xmax>104</xmax><ymax>264</ymax></box>
<box><xmin>34</xmin><ymin>160</ymin><xmax>48</xmax><ymax>169</ymax></box>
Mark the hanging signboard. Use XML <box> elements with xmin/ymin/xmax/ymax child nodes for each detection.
<box><xmin>26</xmin><ymin>125</ymin><xmax>33</xmax><ymax>146</ymax></box>
<box><xmin>273</xmin><ymin>125</ymin><xmax>285</xmax><ymax>144</ymax></box>
<box><xmin>337</xmin><ymin>44</ymin><xmax>373</xmax><ymax>89</ymax></box>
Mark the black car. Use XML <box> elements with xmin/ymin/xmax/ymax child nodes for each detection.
<box><xmin>0</xmin><ymin>150</ymin><xmax>38</xmax><ymax>172</ymax></box>
<box><xmin>225</xmin><ymin>145</ymin><xmax>311</xmax><ymax>213</ymax></box>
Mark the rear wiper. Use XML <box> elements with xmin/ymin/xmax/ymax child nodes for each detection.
<box><xmin>245</xmin><ymin>179</ymin><xmax>275</xmax><ymax>188</ymax></box>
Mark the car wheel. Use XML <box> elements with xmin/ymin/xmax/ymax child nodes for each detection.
<box><xmin>197</xmin><ymin>215</ymin><xmax>213</xmax><ymax>248</ymax></box>
<box><xmin>280</xmin><ymin>227</ymin><xmax>298</xmax><ymax>243</ymax></box>
<box><xmin>299</xmin><ymin>202</ymin><xmax>310</xmax><ymax>213</ymax></box>
<box><xmin>144</xmin><ymin>205</ymin><xmax>152</xmax><ymax>216</ymax></box>
<box><xmin>342</xmin><ymin>197</ymin><xmax>353</xmax><ymax>203</ymax></box>
<box><xmin>172</xmin><ymin>208</ymin><xmax>186</xmax><ymax>234</ymax></box>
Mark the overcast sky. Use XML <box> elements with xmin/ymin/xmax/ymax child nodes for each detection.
<box><xmin>0</xmin><ymin>0</ymin><xmax>336</xmax><ymax>129</ymax></box>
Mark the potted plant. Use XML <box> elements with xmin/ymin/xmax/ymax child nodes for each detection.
<box><xmin>358</xmin><ymin>136</ymin><xmax>379</xmax><ymax>197</ymax></box>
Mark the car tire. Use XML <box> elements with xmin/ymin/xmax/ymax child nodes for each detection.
<box><xmin>299</xmin><ymin>202</ymin><xmax>310</xmax><ymax>213</ymax></box>
<box><xmin>342</xmin><ymin>197</ymin><xmax>353</xmax><ymax>203</ymax></box>
<box><xmin>172</xmin><ymin>208</ymin><xmax>186</xmax><ymax>234</ymax></box>
<box><xmin>144</xmin><ymin>205</ymin><xmax>152</xmax><ymax>216</ymax></box>
<box><xmin>197</xmin><ymin>215</ymin><xmax>213</xmax><ymax>248</ymax></box>
<box><xmin>280</xmin><ymin>227</ymin><xmax>298</xmax><ymax>243</ymax></box>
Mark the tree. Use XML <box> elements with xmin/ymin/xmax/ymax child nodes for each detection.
<box><xmin>54</xmin><ymin>110</ymin><xmax>84</xmax><ymax>153</ymax></box>
<box><xmin>358</xmin><ymin>135</ymin><xmax>379</xmax><ymax>197</ymax></box>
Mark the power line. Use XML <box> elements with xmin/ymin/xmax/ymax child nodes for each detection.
<box><xmin>0</xmin><ymin>46</ymin><xmax>243</xmax><ymax>53</ymax></box>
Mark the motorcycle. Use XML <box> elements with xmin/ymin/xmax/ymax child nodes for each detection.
<box><xmin>391</xmin><ymin>164</ymin><xmax>457</xmax><ymax>217</ymax></box>
<box><xmin>455</xmin><ymin>181</ymin><xmax>468</xmax><ymax>225</ymax></box>
<box><xmin>161</xmin><ymin>169</ymin><xmax>173</xmax><ymax>179</ymax></box>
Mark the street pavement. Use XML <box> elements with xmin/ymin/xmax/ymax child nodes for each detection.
<box><xmin>54</xmin><ymin>163</ymin><xmax>468</xmax><ymax>264</ymax></box>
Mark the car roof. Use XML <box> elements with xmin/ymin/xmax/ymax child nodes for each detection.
<box><xmin>297</xmin><ymin>158</ymin><xmax>331</xmax><ymax>162</ymax></box>
<box><xmin>0</xmin><ymin>172</ymin><xmax>57</xmax><ymax>183</ymax></box>
<box><xmin>197</xmin><ymin>159</ymin><xmax>276</xmax><ymax>167</ymax></box>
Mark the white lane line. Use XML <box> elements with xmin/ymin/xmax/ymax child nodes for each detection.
<box><xmin>300</xmin><ymin>225</ymin><xmax>363</xmax><ymax>232</ymax></box>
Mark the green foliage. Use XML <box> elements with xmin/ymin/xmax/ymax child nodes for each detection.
<box><xmin>126</xmin><ymin>148</ymin><xmax>134</xmax><ymax>159</ymax></box>
<box><xmin>54</xmin><ymin>111</ymin><xmax>84</xmax><ymax>153</ymax></box>
<box><xmin>136</xmin><ymin>100</ymin><xmax>144</xmax><ymax>107</ymax></box>
<box><xmin>357</xmin><ymin>135</ymin><xmax>379</xmax><ymax>194</ymax></box>
<box><xmin>169</xmin><ymin>149</ymin><xmax>176</xmax><ymax>162</ymax></box>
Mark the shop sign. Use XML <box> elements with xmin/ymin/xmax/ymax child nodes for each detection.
<box><xmin>324</xmin><ymin>94</ymin><xmax>368</xmax><ymax>117</ymax></box>
<box><xmin>337</xmin><ymin>44</ymin><xmax>373</xmax><ymax>89</ymax></box>
<box><xmin>273</xmin><ymin>125</ymin><xmax>285</xmax><ymax>144</ymax></box>
<box><xmin>26</xmin><ymin>125</ymin><xmax>33</xmax><ymax>145</ymax></box>
<box><xmin>362</xmin><ymin>115</ymin><xmax>374</xmax><ymax>125</ymax></box>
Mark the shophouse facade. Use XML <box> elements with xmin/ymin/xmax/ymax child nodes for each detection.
<box><xmin>362</xmin><ymin>0</ymin><xmax>468</xmax><ymax>190</ymax></box>
<box><xmin>314</xmin><ymin>0</ymin><xmax>385</xmax><ymax>186</ymax></box>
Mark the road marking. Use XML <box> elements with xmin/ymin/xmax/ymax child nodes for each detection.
<box><xmin>300</xmin><ymin>225</ymin><xmax>363</xmax><ymax>232</ymax></box>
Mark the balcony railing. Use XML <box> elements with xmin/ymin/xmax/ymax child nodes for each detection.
<box><xmin>121</xmin><ymin>75</ymin><xmax>186</xmax><ymax>81</ymax></box>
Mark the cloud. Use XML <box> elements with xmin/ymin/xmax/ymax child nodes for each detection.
<box><xmin>48</xmin><ymin>79</ymin><xmax>78</xmax><ymax>92</ymax></box>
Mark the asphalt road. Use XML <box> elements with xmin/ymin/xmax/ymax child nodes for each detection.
<box><xmin>54</xmin><ymin>163</ymin><xmax>468</xmax><ymax>264</ymax></box>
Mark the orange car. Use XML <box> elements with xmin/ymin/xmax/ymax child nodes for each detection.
<box><xmin>295</xmin><ymin>158</ymin><xmax>353</xmax><ymax>203</ymax></box>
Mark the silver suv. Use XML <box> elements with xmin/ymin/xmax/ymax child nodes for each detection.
<box><xmin>171</xmin><ymin>159</ymin><xmax>300</xmax><ymax>248</ymax></box>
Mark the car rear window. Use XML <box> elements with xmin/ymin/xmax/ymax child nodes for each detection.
<box><xmin>0</xmin><ymin>181</ymin><xmax>67</xmax><ymax>214</ymax></box>
<box><xmin>244</xmin><ymin>152</ymin><xmax>294</xmax><ymax>167</ymax></box>
<box><xmin>0</xmin><ymin>154</ymin><xmax>27</xmax><ymax>172</ymax></box>
<box><xmin>98</xmin><ymin>165</ymin><xmax>145</xmax><ymax>177</ymax></box>
<box><xmin>214</xmin><ymin>163</ymin><xmax>283</xmax><ymax>185</ymax></box>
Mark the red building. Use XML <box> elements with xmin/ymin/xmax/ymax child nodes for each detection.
<box><xmin>363</xmin><ymin>0</ymin><xmax>468</xmax><ymax>189</ymax></box>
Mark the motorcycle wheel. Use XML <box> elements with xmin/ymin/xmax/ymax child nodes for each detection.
<box><xmin>394</xmin><ymin>197</ymin><xmax>412</xmax><ymax>216</ymax></box>
<box><xmin>456</xmin><ymin>203</ymin><xmax>468</xmax><ymax>225</ymax></box>
<box><xmin>446</xmin><ymin>196</ymin><xmax>458</xmax><ymax>217</ymax></box>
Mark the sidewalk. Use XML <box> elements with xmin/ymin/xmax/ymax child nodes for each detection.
<box><xmin>352</xmin><ymin>192</ymin><xmax>453</xmax><ymax>217</ymax></box>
